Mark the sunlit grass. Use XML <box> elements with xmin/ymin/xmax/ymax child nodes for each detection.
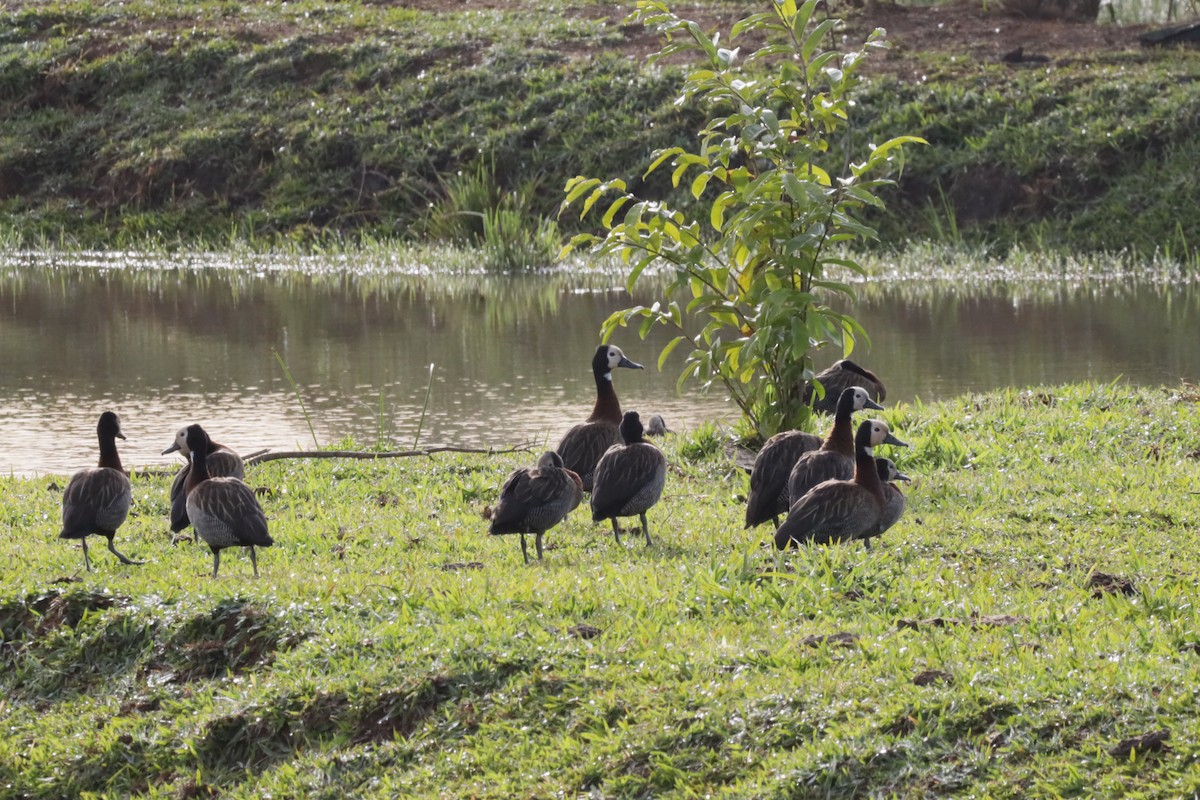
<box><xmin>2</xmin><ymin>382</ymin><xmax>1199</xmax><ymax>796</ymax></box>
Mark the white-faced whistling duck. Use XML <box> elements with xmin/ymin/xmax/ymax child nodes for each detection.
<box><xmin>60</xmin><ymin>411</ymin><xmax>143</xmax><ymax>571</ymax></box>
<box><xmin>555</xmin><ymin>344</ymin><xmax>643</xmax><ymax>491</ymax></box>
<box><xmin>488</xmin><ymin>451</ymin><xmax>584</xmax><ymax>564</ymax></box>
<box><xmin>773</xmin><ymin>419</ymin><xmax>904</xmax><ymax>550</ymax></box>
<box><xmin>183</xmin><ymin>424</ymin><xmax>272</xmax><ymax>577</ymax></box>
<box><xmin>745</xmin><ymin>428</ymin><xmax>822</xmax><ymax>530</ymax></box>
<box><xmin>868</xmin><ymin>457</ymin><xmax>911</xmax><ymax>548</ymax></box>
<box><xmin>803</xmin><ymin>359</ymin><xmax>887</xmax><ymax>416</ymax></box>
<box><xmin>163</xmin><ymin>425</ymin><xmax>245</xmax><ymax>541</ymax></box>
<box><xmin>786</xmin><ymin>387</ymin><xmax>898</xmax><ymax>511</ymax></box>
<box><xmin>590</xmin><ymin>411</ymin><xmax>667</xmax><ymax>547</ymax></box>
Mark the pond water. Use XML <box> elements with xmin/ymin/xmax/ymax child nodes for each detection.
<box><xmin>1</xmin><ymin>252</ymin><xmax>1197</xmax><ymax>475</ymax></box>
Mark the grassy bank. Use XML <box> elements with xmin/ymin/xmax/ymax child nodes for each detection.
<box><xmin>1</xmin><ymin>1</ymin><xmax>1199</xmax><ymax>255</ymax></box>
<box><xmin>2</xmin><ymin>382</ymin><xmax>1200</xmax><ymax>796</ymax></box>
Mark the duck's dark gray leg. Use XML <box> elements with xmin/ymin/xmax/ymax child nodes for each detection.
<box><xmin>535</xmin><ymin>532</ymin><xmax>544</xmax><ymax>560</ymax></box>
<box><xmin>610</xmin><ymin>519</ymin><xmax>622</xmax><ymax>546</ymax></box>
<box><xmin>211</xmin><ymin>547</ymin><xmax>221</xmax><ymax>578</ymax></box>
<box><xmin>249</xmin><ymin>546</ymin><xmax>259</xmax><ymax>577</ymax></box>
<box><xmin>519</xmin><ymin>534</ymin><xmax>530</xmax><ymax>564</ymax></box>
<box><xmin>640</xmin><ymin>513</ymin><xmax>653</xmax><ymax>546</ymax></box>
<box><xmin>81</xmin><ymin>539</ymin><xmax>92</xmax><ymax>572</ymax></box>
<box><xmin>771</xmin><ymin>515</ymin><xmax>780</xmax><ymax>529</ymax></box>
<box><xmin>106</xmin><ymin>537</ymin><xmax>144</xmax><ymax>566</ymax></box>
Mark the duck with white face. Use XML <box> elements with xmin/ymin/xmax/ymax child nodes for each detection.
<box><xmin>163</xmin><ymin>425</ymin><xmax>244</xmax><ymax>541</ymax></box>
<box><xmin>774</xmin><ymin>419</ymin><xmax>906</xmax><ymax>550</ymax></box>
<box><xmin>747</xmin><ymin>386</ymin><xmax>885</xmax><ymax>531</ymax></box>
<box><xmin>555</xmin><ymin>344</ymin><xmax>643</xmax><ymax>492</ymax></box>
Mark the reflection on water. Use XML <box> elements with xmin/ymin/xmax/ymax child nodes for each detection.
<box><xmin>1</xmin><ymin>253</ymin><xmax>1197</xmax><ymax>475</ymax></box>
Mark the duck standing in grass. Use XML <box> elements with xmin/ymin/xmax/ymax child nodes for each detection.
<box><xmin>163</xmin><ymin>425</ymin><xmax>244</xmax><ymax>542</ymax></box>
<box><xmin>590</xmin><ymin>411</ymin><xmax>666</xmax><ymax>547</ymax></box>
<box><xmin>183</xmin><ymin>424</ymin><xmax>272</xmax><ymax>577</ymax></box>
<box><xmin>774</xmin><ymin>420</ymin><xmax>900</xmax><ymax>549</ymax></box>
<box><xmin>60</xmin><ymin>411</ymin><xmax>144</xmax><ymax>572</ymax></box>
<box><xmin>786</xmin><ymin>387</ymin><xmax>903</xmax><ymax>510</ymax></box>
<box><xmin>555</xmin><ymin>344</ymin><xmax>643</xmax><ymax>491</ymax></box>
<box><xmin>865</xmin><ymin>457</ymin><xmax>911</xmax><ymax>547</ymax></box>
<box><xmin>803</xmin><ymin>359</ymin><xmax>887</xmax><ymax>415</ymax></box>
<box><xmin>746</xmin><ymin>386</ymin><xmax>884</xmax><ymax>530</ymax></box>
<box><xmin>488</xmin><ymin>451</ymin><xmax>584</xmax><ymax>564</ymax></box>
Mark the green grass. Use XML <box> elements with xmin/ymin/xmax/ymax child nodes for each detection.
<box><xmin>1</xmin><ymin>1</ymin><xmax>1200</xmax><ymax>255</ymax></box>
<box><xmin>3</xmin><ymin>382</ymin><xmax>1200</xmax><ymax>796</ymax></box>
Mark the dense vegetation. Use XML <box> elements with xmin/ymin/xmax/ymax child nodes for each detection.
<box><xmin>1</xmin><ymin>0</ymin><xmax>1199</xmax><ymax>254</ymax></box>
<box><xmin>2</xmin><ymin>383</ymin><xmax>1200</xmax><ymax>797</ymax></box>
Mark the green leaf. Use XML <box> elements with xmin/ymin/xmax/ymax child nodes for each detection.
<box><xmin>658</xmin><ymin>335</ymin><xmax>688</xmax><ymax>370</ymax></box>
<box><xmin>602</xmin><ymin>196</ymin><xmax>631</xmax><ymax>228</ymax></box>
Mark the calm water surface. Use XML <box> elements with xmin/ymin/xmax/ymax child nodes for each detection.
<box><xmin>1</xmin><ymin>253</ymin><xmax>1197</xmax><ymax>475</ymax></box>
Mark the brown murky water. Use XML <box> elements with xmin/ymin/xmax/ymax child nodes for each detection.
<box><xmin>2</xmin><ymin>253</ymin><xmax>1197</xmax><ymax>474</ymax></box>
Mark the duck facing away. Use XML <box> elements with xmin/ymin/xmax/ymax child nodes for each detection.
<box><xmin>164</xmin><ymin>426</ymin><xmax>245</xmax><ymax>540</ymax></box>
<box><xmin>867</xmin><ymin>457</ymin><xmax>911</xmax><ymax>547</ymax></box>
<box><xmin>786</xmin><ymin>387</ymin><xmax>901</xmax><ymax>511</ymax></box>
<box><xmin>183</xmin><ymin>424</ymin><xmax>272</xmax><ymax>577</ymax></box>
<box><xmin>774</xmin><ymin>420</ymin><xmax>899</xmax><ymax>550</ymax></box>
<box><xmin>803</xmin><ymin>359</ymin><xmax>887</xmax><ymax>416</ymax></box>
<box><xmin>60</xmin><ymin>411</ymin><xmax>143</xmax><ymax>572</ymax></box>
<box><xmin>744</xmin><ymin>430</ymin><xmax>822</xmax><ymax>530</ymax></box>
<box><xmin>555</xmin><ymin>344</ymin><xmax>643</xmax><ymax>491</ymax></box>
<box><xmin>488</xmin><ymin>451</ymin><xmax>584</xmax><ymax>564</ymax></box>
<box><xmin>590</xmin><ymin>411</ymin><xmax>667</xmax><ymax>547</ymax></box>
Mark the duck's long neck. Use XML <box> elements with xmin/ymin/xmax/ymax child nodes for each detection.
<box><xmin>98</xmin><ymin>435</ymin><xmax>123</xmax><ymax>472</ymax></box>
<box><xmin>822</xmin><ymin>406</ymin><xmax>855</xmax><ymax>456</ymax></box>
<box><xmin>589</xmin><ymin>369</ymin><xmax>622</xmax><ymax>424</ymax></box>
<box><xmin>186</xmin><ymin>449</ymin><xmax>211</xmax><ymax>494</ymax></box>
<box><xmin>853</xmin><ymin>445</ymin><xmax>885</xmax><ymax>503</ymax></box>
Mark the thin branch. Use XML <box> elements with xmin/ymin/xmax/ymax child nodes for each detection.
<box><xmin>244</xmin><ymin>443</ymin><xmax>537</xmax><ymax>465</ymax></box>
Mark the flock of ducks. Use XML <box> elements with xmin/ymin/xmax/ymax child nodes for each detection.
<box><xmin>57</xmin><ymin>349</ymin><xmax>908</xmax><ymax>574</ymax></box>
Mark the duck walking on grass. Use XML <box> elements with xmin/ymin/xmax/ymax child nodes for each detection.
<box><xmin>590</xmin><ymin>411</ymin><xmax>666</xmax><ymax>547</ymax></box>
<box><xmin>803</xmin><ymin>359</ymin><xmax>887</xmax><ymax>415</ymax></box>
<box><xmin>746</xmin><ymin>386</ymin><xmax>883</xmax><ymax>530</ymax></box>
<box><xmin>774</xmin><ymin>420</ymin><xmax>900</xmax><ymax>549</ymax></box>
<box><xmin>555</xmin><ymin>344</ymin><xmax>643</xmax><ymax>491</ymax></box>
<box><xmin>786</xmin><ymin>387</ymin><xmax>903</xmax><ymax>510</ymax></box>
<box><xmin>60</xmin><ymin>411</ymin><xmax>144</xmax><ymax>572</ymax></box>
<box><xmin>488</xmin><ymin>451</ymin><xmax>584</xmax><ymax>564</ymax></box>
<box><xmin>183</xmin><ymin>424</ymin><xmax>272</xmax><ymax>577</ymax></box>
<box><xmin>163</xmin><ymin>425</ymin><xmax>244</xmax><ymax>542</ymax></box>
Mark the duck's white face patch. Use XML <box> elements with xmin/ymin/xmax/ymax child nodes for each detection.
<box><xmin>852</xmin><ymin>387</ymin><xmax>870</xmax><ymax>409</ymax></box>
<box><xmin>607</xmin><ymin>347</ymin><xmax>624</xmax><ymax>369</ymax></box>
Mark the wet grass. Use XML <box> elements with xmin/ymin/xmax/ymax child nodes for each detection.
<box><xmin>2</xmin><ymin>382</ymin><xmax>1200</xmax><ymax>796</ymax></box>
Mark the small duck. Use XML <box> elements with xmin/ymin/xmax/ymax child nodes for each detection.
<box><xmin>866</xmin><ymin>457</ymin><xmax>911</xmax><ymax>547</ymax></box>
<box><xmin>488</xmin><ymin>451</ymin><xmax>584</xmax><ymax>564</ymax></box>
<box><xmin>774</xmin><ymin>420</ymin><xmax>900</xmax><ymax>549</ymax></box>
<box><xmin>746</xmin><ymin>387</ymin><xmax>884</xmax><ymax>529</ymax></box>
<box><xmin>59</xmin><ymin>411</ymin><xmax>143</xmax><ymax>571</ymax></box>
<box><xmin>786</xmin><ymin>387</ymin><xmax>903</xmax><ymax>509</ymax></box>
<box><xmin>163</xmin><ymin>426</ymin><xmax>245</xmax><ymax>540</ymax></box>
<box><xmin>590</xmin><ymin>411</ymin><xmax>667</xmax><ymax>547</ymax></box>
<box><xmin>803</xmin><ymin>359</ymin><xmax>886</xmax><ymax>415</ymax></box>
<box><xmin>555</xmin><ymin>344</ymin><xmax>643</xmax><ymax>491</ymax></box>
<box><xmin>183</xmin><ymin>424</ymin><xmax>272</xmax><ymax>577</ymax></box>
<box><xmin>644</xmin><ymin>414</ymin><xmax>672</xmax><ymax>436</ymax></box>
